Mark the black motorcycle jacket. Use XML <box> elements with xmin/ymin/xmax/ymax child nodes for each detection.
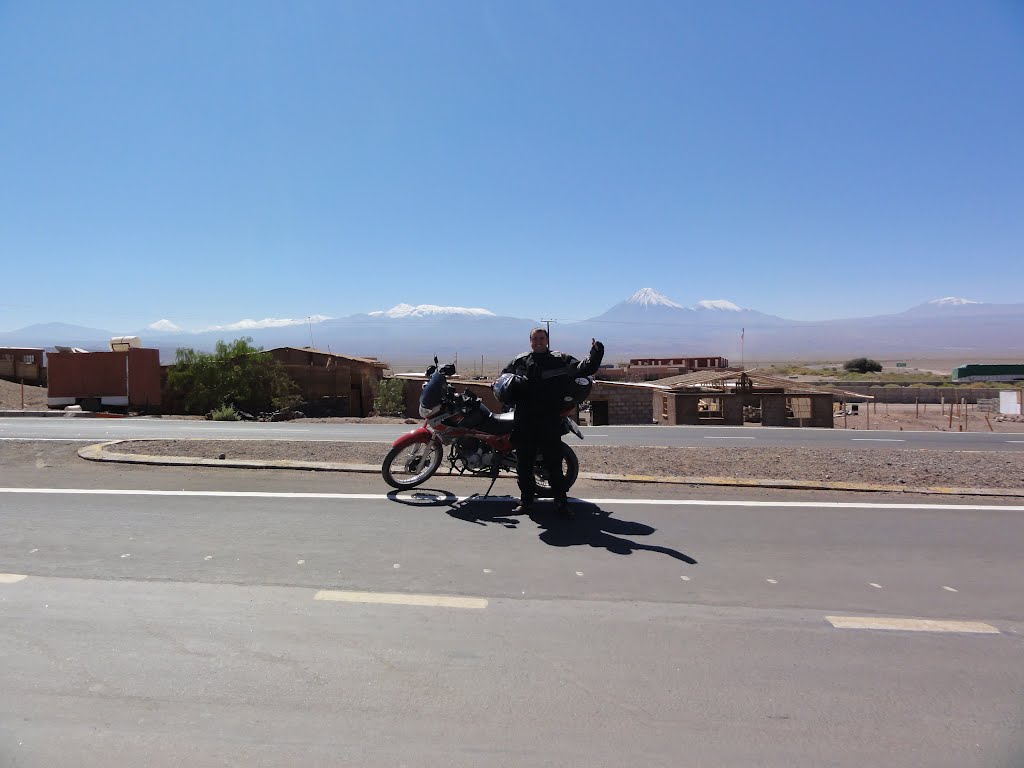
<box><xmin>501</xmin><ymin>342</ymin><xmax>604</xmax><ymax>436</ymax></box>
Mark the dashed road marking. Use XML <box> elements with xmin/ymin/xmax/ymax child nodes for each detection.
<box><xmin>314</xmin><ymin>590</ymin><xmax>487</xmax><ymax>610</ymax></box>
<box><xmin>704</xmin><ymin>436</ymin><xmax>756</xmax><ymax>440</ymax></box>
<box><xmin>943</xmin><ymin>586</ymin><xmax>958</xmax><ymax>592</ymax></box>
<box><xmin>680</xmin><ymin>575</ymin><xmax>691</xmax><ymax>581</ymax></box>
<box><xmin>826</xmin><ymin>616</ymin><xmax>998</xmax><ymax>634</ymax></box>
<box><xmin>766</xmin><ymin>579</ymin><xmax>778</xmax><ymax>584</ymax></box>
<box><xmin>0</xmin><ymin>573</ymin><xmax>28</xmax><ymax>584</ymax></box>
<box><xmin>870</xmin><ymin>583</ymin><xmax>883</xmax><ymax>589</ymax></box>
<box><xmin>851</xmin><ymin>438</ymin><xmax>905</xmax><ymax>442</ymax></box>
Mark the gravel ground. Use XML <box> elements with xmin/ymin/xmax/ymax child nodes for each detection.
<box><xmin>105</xmin><ymin>439</ymin><xmax>1024</xmax><ymax>489</ymax></box>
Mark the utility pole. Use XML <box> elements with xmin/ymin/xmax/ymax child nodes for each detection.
<box><xmin>540</xmin><ymin>318</ymin><xmax>556</xmax><ymax>342</ymax></box>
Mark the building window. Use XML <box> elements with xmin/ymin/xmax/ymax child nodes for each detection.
<box><xmin>662</xmin><ymin>396</ymin><xmax>669</xmax><ymax>419</ymax></box>
<box><xmin>787</xmin><ymin>397</ymin><xmax>812</xmax><ymax>419</ymax></box>
<box><xmin>22</xmin><ymin>354</ymin><xmax>36</xmax><ymax>364</ymax></box>
<box><xmin>698</xmin><ymin>397</ymin><xmax>723</xmax><ymax>416</ymax></box>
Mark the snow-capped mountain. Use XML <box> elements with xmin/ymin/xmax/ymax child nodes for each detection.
<box><xmin>625</xmin><ymin>288</ymin><xmax>686</xmax><ymax>309</ymax></box>
<box><xmin>368</xmin><ymin>303</ymin><xmax>496</xmax><ymax>319</ymax></box>
<box><xmin>928</xmin><ymin>297</ymin><xmax>980</xmax><ymax>307</ymax></box>
<box><xmin>695</xmin><ymin>299</ymin><xmax>743</xmax><ymax>312</ymax></box>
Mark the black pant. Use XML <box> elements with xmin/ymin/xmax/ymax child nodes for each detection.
<box><xmin>514</xmin><ymin>430</ymin><xmax>567</xmax><ymax>504</ymax></box>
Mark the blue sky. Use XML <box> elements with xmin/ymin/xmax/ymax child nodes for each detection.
<box><xmin>1</xmin><ymin>1</ymin><xmax>1022</xmax><ymax>333</ymax></box>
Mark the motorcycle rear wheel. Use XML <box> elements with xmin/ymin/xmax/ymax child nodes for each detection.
<box><xmin>381</xmin><ymin>439</ymin><xmax>443</xmax><ymax>489</ymax></box>
<box><xmin>533</xmin><ymin>443</ymin><xmax>580</xmax><ymax>497</ymax></box>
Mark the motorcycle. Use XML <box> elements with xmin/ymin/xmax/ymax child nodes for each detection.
<box><xmin>381</xmin><ymin>360</ymin><xmax>591</xmax><ymax>494</ymax></box>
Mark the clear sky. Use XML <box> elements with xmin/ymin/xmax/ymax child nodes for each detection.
<box><xmin>1</xmin><ymin>1</ymin><xmax>1022</xmax><ymax>332</ymax></box>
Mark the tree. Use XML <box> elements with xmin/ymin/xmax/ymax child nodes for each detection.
<box><xmin>843</xmin><ymin>357</ymin><xmax>883</xmax><ymax>374</ymax></box>
<box><xmin>373</xmin><ymin>377</ymin><xmax>406</xmax><ymax>416</ymax></box>
<box><xmin>167</xmin><ymin>337</ymin><xmax>300</xmax><ymax>415</ymax></box>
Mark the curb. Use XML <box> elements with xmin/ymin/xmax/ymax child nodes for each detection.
<box><xmin>0</xmin><ymin>410</ymin><xmax>102</xmax><ymax>418</ymax></box>
<box><xmin>77</xmin><ymin>440</ymin><xmax>1024</xmax><ymax>498</ymax></box>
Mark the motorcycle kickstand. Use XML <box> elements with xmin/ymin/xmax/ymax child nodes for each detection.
<box><xmin>481</xmin><ymin>464</ymin><xmax>500</xmax><ymax>498</ymax></box>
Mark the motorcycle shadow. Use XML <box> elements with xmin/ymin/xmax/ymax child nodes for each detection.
<box><xmin>447</xmin><ymin>496</ymin><xmax>697</xmax><ymax>564</ymax></box>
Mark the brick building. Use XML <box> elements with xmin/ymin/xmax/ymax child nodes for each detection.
<box><xmin>614</xmin><ymin>355</ymin><xmax>732</xmax><ymax>381</ymax></box>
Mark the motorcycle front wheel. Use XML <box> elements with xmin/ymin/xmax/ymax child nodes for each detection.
<box><xmin>533</xmin><ymin>443</ymin><xmax>580</xmax><ymax>497</ymax></box>
<box><xmin>381</xmin><ymin>439</ymin><xmax>443</xmax><ymax>489</ymax></box>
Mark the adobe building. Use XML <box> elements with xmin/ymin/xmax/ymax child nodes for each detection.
<box><xmin>0</xmin><ymin>347</ymin><xmax>45</xmax><ymax>385</ymax></box>
<box><xmin>268</xmin><ymin>347</ymin><xmax>389</xmax><ymax>417</ymax></box>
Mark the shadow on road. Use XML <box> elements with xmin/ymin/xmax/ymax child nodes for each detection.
<box><xmin>445</xmin><ymin>496</ymin><xmax>697</xmax><ymax>564</ymax></box>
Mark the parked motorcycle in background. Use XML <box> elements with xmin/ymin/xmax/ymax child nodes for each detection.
<box><xmin>381</xmin><ymin>359</ymin><xmax>593</xmax><ymax>494</ymax></box>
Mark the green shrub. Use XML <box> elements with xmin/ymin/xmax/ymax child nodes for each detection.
<box><xmin>843</xmin><ymin>357</ymin><xmax>883</xmax><ymax>374</ymax></box>
<box><xmin>211</xmin><ymin>404</ymin><xmax>240</xmax><ymax>421</ymax></box>
<box><xmin>373</xmin><ymin>378</ymin><xmax>406</xmax><ymax>415</ymax></box>
<box><xmin>167</xmin><ymin>337</ymin><xmax>300</xmax><ymax>416</ymax></box>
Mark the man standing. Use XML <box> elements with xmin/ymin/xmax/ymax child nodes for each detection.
<box><xmin>501</xmin><ymin>328</ymin><xmax>604</xmax><ymax>516</ymax></box>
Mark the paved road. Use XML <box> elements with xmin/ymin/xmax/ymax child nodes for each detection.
<box><xmin>4</xmin><ymin>416</ymin><xmax>1024</xmax><ymax>452</ymax></box>
<box><xmin>1</xmin><ymin>444</ymin><xmax>1022</xmax><ymax>766</ymax></box>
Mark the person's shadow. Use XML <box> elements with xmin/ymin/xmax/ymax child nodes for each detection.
<box><xmin>446</xmin><ymin>496</ymin><xmax>697</xmax><ymax>564</ymax></box>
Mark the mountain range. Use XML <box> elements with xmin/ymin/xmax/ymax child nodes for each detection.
<box><xmin>1</xmin><ymin>289</ymin><xmax>1021</xmax><ymax>366</ymax></box>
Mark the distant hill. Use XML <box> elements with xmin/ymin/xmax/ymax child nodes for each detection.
<box><xmin>3</xmin><ymin>290</ymin><xmax>1022</xmax><ymax>366</ymax></box>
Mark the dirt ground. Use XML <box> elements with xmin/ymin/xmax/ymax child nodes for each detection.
<box><xmin>105</xmin><ymin>437</ymin><xmax>1024</xmax><ymax>490</ymax></box>
<box><xmin>831</xmin><ymin>402</ymin><xmax>1024</xmax><ymax>433</ymax></box>
<box><xmin>0</xmin><ymin>379</ymin><xmax>48</xmax><ymax>410</ymax></box>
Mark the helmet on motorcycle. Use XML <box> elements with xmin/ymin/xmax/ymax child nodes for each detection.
<box><xmin>492</xmin><ymin>372</ymin><xmax>526</xmax><ymax>405</ymax></box>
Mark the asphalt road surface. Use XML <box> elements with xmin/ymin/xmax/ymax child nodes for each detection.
<box><xmin>1</xmin><ymin>444</ymin><xmax>1022</xmax><ymax>767</ymax></box>
<box><xmin>3</xmin><ymin>416</ymin><xmax>1024</xmax><ymax>452</ymax></box>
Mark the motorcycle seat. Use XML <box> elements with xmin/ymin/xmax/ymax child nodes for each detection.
<box><xmin>477</xmin><ymin>410</ymin><xmax>516</xmax><ymax>436</ymax></box>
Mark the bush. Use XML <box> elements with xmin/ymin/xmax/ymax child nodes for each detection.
<box><xmin>843</xmin><ymin>357</ymin><xmax>883</xmax><ymax>374</ymax></box>
<box><xmin>373</xmin><ymin>378</ymin><xmax>406</xmax><ymax>415</ymax></box>
<box><xmin>210</xmin><ymin>404</ymin><xmax>240</xmax><ymax>421</ymax></box>
<box><xmin>167</xmin><ymin>337</ymin><xmax>301</xmax><ymax>416</ymax></box>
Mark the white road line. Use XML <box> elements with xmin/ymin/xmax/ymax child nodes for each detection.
<box><xmin>2</xmin><ymin>487</ymin><xmax>1023</xmax><ymax>512</ymax></box>
<box><xmin>314</xmin><ymin>590</ymin><xmax>487</xmax><ymax>609</ymax></box>
<box><xmin>0</xmin><ymin>573</ymin><xmax>28</xmax><ymax>583</ymax></box>
<box><xmin>1006</xmin><ymin>441</ymin><xmax>1024</xmax><ymax>444</ymax></box>
<box><xmin>826</xmin><ymin>616</ymin><xmax>998</xmax><ymax>634</ymax></box>
<box><xmin>870</xmin><ymin>583</ymin><xmax>883</xmax><ymax>589</ymax></box>
<box><xmin>704</xmin><ymin>436</ymin><xmax>756</xmax><ymax>440</ymax></box>
<box><xmin>851</xmin><ymin>438</ymin><xmax>905</xmax><ymax>442</ymax></box>
<box><xmin>943</xmin><ymin>586</ymin><xmax>958</xmax><ymax>592</ymax></box>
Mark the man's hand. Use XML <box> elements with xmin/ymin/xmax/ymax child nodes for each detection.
<box><xmin>591</xmin><ymin>338</ymin><xmax>604</xmax><ymax>354</ymax></box>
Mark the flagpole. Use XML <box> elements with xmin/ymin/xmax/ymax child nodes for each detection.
<box><xmin>741</xmin><ymin>328</ymin><xmax>745</xmax><ymax>369</ymax></box>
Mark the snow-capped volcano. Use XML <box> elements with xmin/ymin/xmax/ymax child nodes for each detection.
<box><xmin>928</xmin><ymin>297</ymin><xmax>979</xmax><ymax>306</ymax></box>
<box><xmin>626</xmin><ymin>288</ymin><xmax>685</xmax><ymax>309</ymax></box>
<box><xmin>695</xmin><ymin>299</ymin><xmax>742</xmax><ymax>312</ymax></box>
<box><xmin>369</xmin><ymin>303</ymin><xmax>496</xmax><ymax>319</ymax></box>
<box><xmin>147</xmin><ymin>319</ymin><xmax>183</xmax><ymax>332</ymax></box>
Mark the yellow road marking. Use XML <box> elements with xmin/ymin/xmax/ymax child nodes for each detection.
<box><xmin>314</xmin><ymin>590</ymin><xmax>487</xmax><ymax>609</ymax></box>
<box><xmin>826</xmin><ymin>616</ymin><xmax>998</xmax><ymax>633</ymax></box>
